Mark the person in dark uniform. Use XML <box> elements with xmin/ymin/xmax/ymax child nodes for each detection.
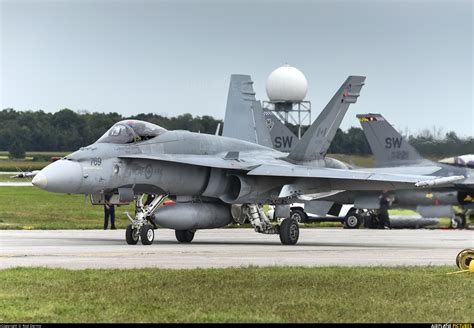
<box><xmin>378</xmin><ymin>190</ymin><xmax>392</xmax><ymax>229</ymax></box>
<box><xmin>104</xmin><ymin>194</ymin><xmax>116</xmax><ymax>230</ymax></box>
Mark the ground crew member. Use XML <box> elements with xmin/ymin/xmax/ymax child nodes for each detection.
<box><xmin>378</xmin><ymin>191</ymin><xmax>392</xmax><ymax>229</ymax></box>
<box><xmin>104</xmin><ymin>194</ymin><xmax>116</xmax><ymax>230</ymax></box>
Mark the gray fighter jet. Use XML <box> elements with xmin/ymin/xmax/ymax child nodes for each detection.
<box><xmin>32</xmin><ymin>76</ymin><xmax>451</xmax><ymax>245</ymax></box>
<box><xmin>11</xmin><ymin>169</ymin><xmax>39</xmax><ymax>178</ymax></box>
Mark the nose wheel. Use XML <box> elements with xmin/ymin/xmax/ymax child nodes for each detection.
<box><xmin>126</xmin><ymin>224</ymin><xmax>155</xmax><ymax>245</ymax></box>
<box><xmin>140</xmin><ymin>224</ymin><xmax>155</xmax><ymax>245</ymax></box>
<box><xmin>125</xmin><ymin>225</ymin><xmax>139</xmax><ymax>245</ymax></box>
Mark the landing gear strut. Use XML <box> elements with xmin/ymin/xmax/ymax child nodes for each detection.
<box><xmin>125</xmin><ymin>194</ymin><xmax>167</xmax><ymax>245</ymax></box>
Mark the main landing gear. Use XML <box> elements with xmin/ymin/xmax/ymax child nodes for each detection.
<box><xmin>125</xmin><ymin>194</ymin><xmax>167</xmax><ymax>245</ymax></box>
<box><xmin>245</xmin><ymin>204</ymin><xmax>299</xmax><ymax>245</ymax></box>
<box><xmin>279</xmin><ymin>218</ymin><xmax>299</xmax><ymax>245</ymax></box>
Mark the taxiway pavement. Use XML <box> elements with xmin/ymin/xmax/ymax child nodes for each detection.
<box><xmin>1</xmin><ymin>228</ymin><xmax>472</xmax><ymax>269</ymax></box>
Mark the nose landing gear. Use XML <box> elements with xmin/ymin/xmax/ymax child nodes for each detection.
<box><xmin>125</xmin><ymin>194</ymin><xmax>167</xmax><ymax>245</ymax></box>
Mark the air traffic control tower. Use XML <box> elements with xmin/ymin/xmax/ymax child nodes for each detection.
<box><xmin>262</xmin><ymin>64</ymin><xmax>311</xmax><ymax>139</ymax></box>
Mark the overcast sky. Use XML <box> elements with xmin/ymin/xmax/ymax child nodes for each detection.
<box><xmin>1</xmin><ymin>0</ymin><xmax>472</xmax><ymax>137</ymax></box>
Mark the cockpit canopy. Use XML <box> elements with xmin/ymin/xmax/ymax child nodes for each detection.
<box><xmin>96</xmin><ymin>120</ymin><xmax>167</xmax><ymax>144</ymax></box>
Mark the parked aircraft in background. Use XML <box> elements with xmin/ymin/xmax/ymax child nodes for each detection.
<box><xmin>11</xmin><ymin>169</ymin><xmax>39</xmax><ymax>179</ymax></box>
<box><xmin>355</xmin><ymin>113</ymin><xmax>473</xmax><ymax>228</ymax></box>
<box><xmin>268</xmin><ymin>114</ymin><xmax>473</xmax><ymax>229</ymax></box>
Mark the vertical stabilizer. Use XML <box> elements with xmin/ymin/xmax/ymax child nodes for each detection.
<box><xmin>357</xmin><ymin>113</ymin><xmax>425</xmax><ymax>166</ymax></box>
<box><xmin>262</xmin><ymin>109</ymin><xmax>298</xmax><ymax>152</ymax></box>
<box><xmin>223</xmin><ymin>75</ymin><xmax>272</xmax><ymax>147</ymax></box>
<box><xmin>287</xmin><ymin>76</ymin><xmax>366</xmax><ymax>162</ymax></box>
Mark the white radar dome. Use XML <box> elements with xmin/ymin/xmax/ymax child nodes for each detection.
<box><xmin>265</xmin><ymin>64</ymin><xmax>308</xmax><ymax>102</ymax></box>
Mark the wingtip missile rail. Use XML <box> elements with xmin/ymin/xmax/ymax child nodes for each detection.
<box><xmin>415</xmin><ymin>175</ymin><xmax>465</xmax><ymax>188</ymax></box>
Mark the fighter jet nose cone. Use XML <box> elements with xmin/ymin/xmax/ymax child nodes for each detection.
<box><xmin>33</xmin><ymin>160</ymin><xmax>83</xmax><ymax>193</ymax></box>
<box><xmin>32</xmin><ymin>173</ymin><xmax>48</xmax><ymax>189</ymax></box>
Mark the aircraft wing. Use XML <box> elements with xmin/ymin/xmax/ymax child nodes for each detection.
<box><xmin>247</xmin><ymin>164</ymin><xmax>448</xmax><ymax>197</ymax></box>
<box><xmin>359</xmin><ymin>166</ymin><xmax>442</xmax><ymax>176</ymax></box>
<box><xmin>118</xmin><ymin>154</ymin><xmax>257</xmax><ymax>171</ymax></box>
<box><xmin>119</xmin><ymin>154</ymin><xmax>454</xmax><ymax>196</ymax></box>
<box><xmin>248</xmin><ymin>164</ymin><xmax>434</xmax><ymax>183</ymax></box>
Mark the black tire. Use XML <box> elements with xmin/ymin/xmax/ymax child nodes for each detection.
<box><xmin>450</xmin><ymin>216</ymin><xmax>462</xmax><ymax>229</ymax></box>
<box><xmin>175</xmin><ymin>230</ymin><xmax>195</xmax><ymax>243</ymax></box>
<box><xmin>125</xmin><ymin>224</ymin><xmax>139</xmax><ymax>245</ymax></box>
<box><xmin>279</xmin><ymin>219</ymin><xmax>299</xmax><ymax>245</ymax></box>
<box><xmin>344</xmin><ymin>211</ymin><xmax>362</xmax><ymax>229</ymax></box>
<box><xmin>140</xmin><ymin>224</ymin><xmax>154</xmax><ymax>245</ymax></box>
<box><xmin>290</xmin><ymin>208</ymin><xmax>308</xmax><ymax>224</ymax></box>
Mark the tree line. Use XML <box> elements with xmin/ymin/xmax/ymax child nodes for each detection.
<box><xmin>1</xmin><ymin>108</ymin><xmax>472</xmax><ymax>159</ymax></box>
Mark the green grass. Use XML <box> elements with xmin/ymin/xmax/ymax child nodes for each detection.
<box><xmin>0</xmin><ymin>266</ymin><xmax>471</xmax><ymax>323</ymax></box>
<box><xmin>0</xmin><ymin>151</ymin><xmax>68</xmax><ymax>172</ymax></box>
<box><xmin>0</xmin><ymin>187</ymin><xmax>134</xmax><ymax>229</ymax></box>
<box><xmin>0</xmin><ymin>151</ymin><xmax>70</xmax><ymax>157</ymax></box>
<box><xmin>0</xmin><ymin>160</ymin><xmax>52</xmax><ymax>172</ymax></box>
<box><xmin>329</xmin><ymin>154</ymin><xmax>375</xmax><ymax>167</ymax></box>
<box><xmin>390</xmin><ymin>208</ymin><xmax>418</xmax><ymax>216</ymax></box>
